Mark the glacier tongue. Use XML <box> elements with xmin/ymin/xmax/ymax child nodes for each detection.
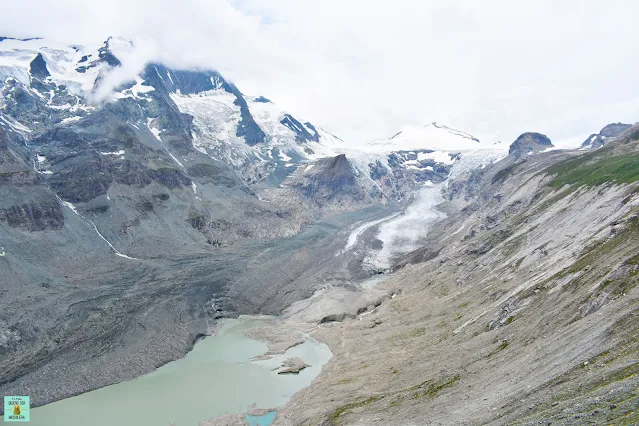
<box><xmin>365</xmin><ymin>147</ymin><xmax>508</xmax><ymax>268</ymax></box>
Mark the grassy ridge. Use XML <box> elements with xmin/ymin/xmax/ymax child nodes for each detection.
<box><xmin>545</xmin><ymin>153</ymin><xmax>639</xmax><ymax>188</ymax></box>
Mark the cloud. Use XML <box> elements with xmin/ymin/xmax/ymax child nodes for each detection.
<box><xmin>89</xmin><ymin>37</ymin><xmax>160</xmax><ymax>104</ymax></box>
<box><xmin>2</xmin><ymin>0</ymin><xmax>638</xmax><ymax>147</ymax></box>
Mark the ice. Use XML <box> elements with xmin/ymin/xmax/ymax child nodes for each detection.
<box><xmin>170</xmin><ymin>90</ymin><xmax>248</xmax><ymax>165</ymax></box>
<box><xmin>448</xmin><ymin>148</ymin><xmax>507</xmax><ymax>181</ymax></box>
<box><xmin>368</xmin><ymin>184</ymin><xmax>447</xmax><ymax>268</ymax></box>
<box><xmin>337</xmin><ymin>212</ymin><xmax>402</xmax><ymax>256</ymax></box>
<box><xmin>417</xmin><ymin>151</ymin><xmax>454</xmax><ymax>164</ymax></box>
<box><xmin>0</xmin><ymin>38</ymin><xmax>114</xmax><ymax>101</ymax></box>
<box><xmin>367</xmin><ymin>148</ymin><xmax>506</xmax><ymax>268</ymax></box>
<box><xmin>0</xmin><ymin>114</ymin><xmax>31</xmax><ymax>133</ymax></box>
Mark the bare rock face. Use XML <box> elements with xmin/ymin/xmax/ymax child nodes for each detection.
<box><xmin>292</xmin><ymin>154</ymin><xmax>367</xmax><ymax>204</ymax></box>
<box><xmin>0</xmin><ymin>187</ymin><xmax>64</xmax><ymax>231</ymax></box>
<box><xmin>599</xmin><ymin>122</ymin><xmax>632</xmax><ymax>138</ymax></box>
<box><xmin>581</xmin><ymin>122</ymin><xmax>632</xmax><ymax>149</ymax></box>
<box><xmin>508</xmin><ymin>132</ymin><xmax>553</xmax><ymax>158</ymax></box>
<box><xmin>29</xmin><ymin>53</ymin><xmax>51</xmax><ymax>80</ymax></box>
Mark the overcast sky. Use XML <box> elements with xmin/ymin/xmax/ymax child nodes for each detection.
<box><xmin>2</xmin><ymin>0</ymin><xmax>638</xmax><ymax>146</ymax></box>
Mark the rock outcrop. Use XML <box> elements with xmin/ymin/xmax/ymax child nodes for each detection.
<box><xmin>277</xmin><ymin>357</ymin><xmax>311</xmax><ymax>374</ymax></box>
<box><xmin>581</xmin><ymin>122</ymin><xmax>632</xmax><ymax>149</ymax></box>
<box><xmin>508</xmin><ymin>132</ymin><xmax>553</xmax><ymax>158</ymax></box>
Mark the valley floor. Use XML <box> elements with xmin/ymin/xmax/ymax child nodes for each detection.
<box><xmin>0</xmin><ymin>204</ymin><xmax>404</xmax><ymax>412</ymax></box>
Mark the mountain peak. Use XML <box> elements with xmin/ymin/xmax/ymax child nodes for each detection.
<box><xmin>580</xmin><ymin>122</ymin><xmax>632</xmax><ymax>149</ymax></box>
<box><xmin>366</xmin><ymin>122</ymin><xmax>482</xmax><ymax>153</ymax></box>
<box><xmin>29</xmin><ymin>53</ymin><xmax>50</xmax><ymax>80</ymax></box>
<box><xmin>508</xmin><ymin>132</ymin><xmax>553</xmax><ymax>157</ymax></box>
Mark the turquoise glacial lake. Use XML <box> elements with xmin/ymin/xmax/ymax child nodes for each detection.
<box><xmin>17</xmin><ymin>318</ymin><xmax>331</xmax><ymax>426</ymax></box>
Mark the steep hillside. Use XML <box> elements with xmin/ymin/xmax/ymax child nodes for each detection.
<box><xmin>275</xmin><ymin>126</ymin><xmax>639</xmax><ymax>425</ymax></box>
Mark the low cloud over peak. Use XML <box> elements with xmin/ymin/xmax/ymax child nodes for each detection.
<box><xmin>2</xmin><ymin>0</ymin><xmax>638</xmax><ymax>147</ymax></box>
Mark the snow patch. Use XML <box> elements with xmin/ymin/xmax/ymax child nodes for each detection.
<box><xmin>167</xmin><ymin>151</ymin><xmax>184</xmax><ymax>168</ymax></box>
<box><xmin>113</xmin><ymin>78</ymin><xmax>155</xmax><ymax>100</ymax></box>
<box><xmin>90</xmin><ymin>220</ymin><xmax>137</xmax><ymax>260</ymax></box>
<box><xmin>58</xmin><ymin>116</ymin><xmax>82</xmax><ymax>125</ymax></box>
<box><xmin>59</xmin><ymin>198</ymin><xmax>80</xmax><ymax>216</ymax></box>
<box><xmin>146</xmin><ymin>117</ymin><xmax>162</xmax><ymax>140</ymax></box>
<box><xmin>278</xmin><ymin>150</ymin><xmax>292</xmax><ymax>162</ymax></box>
<box><xmin>417</xmin><ymin>151</ymin><xmax>454</xmax><ymax>164</ymax></box>
<box><xmin>100</xmin><ymin>150</ymin><xmax>125</xmax><ymax>156</ymax></box>
<box><xmin>0</xmin><ymin>114</ymin><xmax>31</xmax><ymax>133</ymax></box>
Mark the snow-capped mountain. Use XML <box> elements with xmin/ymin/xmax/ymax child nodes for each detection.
<box><xmin>0</xmin><ymin>37</ymin><xmax>346</xmax><ymax>181</ymax></box>
<box><xmin>0</xmin><ymin>36</ymin><xmax>508</xmax><ymax>214</ymax></box>
<box><xmin>366</xmin><ymin>122</ymin><xmax>482</xmax><ymax>153</ymax></box>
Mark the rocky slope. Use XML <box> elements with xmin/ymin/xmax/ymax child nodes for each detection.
<box><xmin>274</xmin><ymin>125</ymin><xmax>639</xmax><ymax>425</ymax></box>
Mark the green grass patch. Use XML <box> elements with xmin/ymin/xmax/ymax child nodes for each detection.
<box><xmin>412</xmin><ymin>375</ymin><xmax>461</xmax><ymax>399</ymax></box>
<box><xmin>486</xmin><ymin>339</ymin><xmax>509</xmax><ymax>357</ymax></box>
<box><xmin>554</xmin><ymin>216</ymin><xmax>639</xmax><ymax>282</ymax></box>
<box><xmin>331</xmin><ymin>374</ymin><xmax>462</xmax><ymax>422</ymax></box>
<box><xmin>625</xmin><ymin>252</ymin><xmax>639</xmax><ymax>265</ymax></box>
<box><xmin>499</xmin><ymin>233</ymin><xmax>526</xmax><ymax>258</ymax></box>
<box><xmin>545</xmin><ymin>153</ymin><xmax>639</xmax><ymax>188</ymax></box>
<box><xmin>335</xmin><ymin>377</ymin><xmax>357</xmax><ymax>385</ymax></box>
<box><xmin>331</xmin><ymin>396</ymin><xmax>382</xmax><ymax>424</ymax></box>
